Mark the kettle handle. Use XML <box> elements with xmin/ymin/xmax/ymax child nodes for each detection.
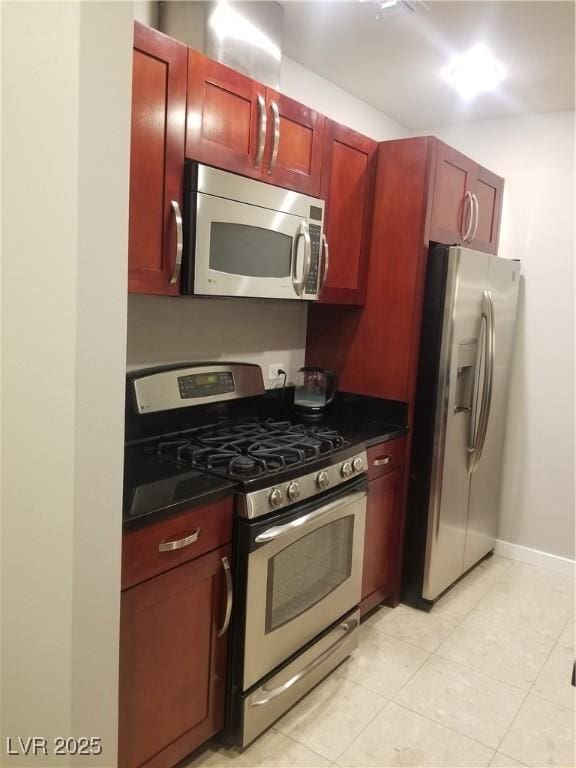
<box><xmin>325</xmin><ymin>370</ymin><xmax>337</xmax><ymax>405</ymax></box>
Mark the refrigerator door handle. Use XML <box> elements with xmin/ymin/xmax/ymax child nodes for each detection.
<box><xmin>469</xmin><ymin>290</ymin><xmax>495</xmax><ymax>473</ymax></box>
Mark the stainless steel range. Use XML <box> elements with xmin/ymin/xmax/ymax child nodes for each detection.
<box><xmin>124</xmin><ymin>363</ymin><xmax>367</xmax><ymax>748</ymax></box>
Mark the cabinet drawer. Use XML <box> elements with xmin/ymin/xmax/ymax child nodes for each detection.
<box><xmin>122</xmin><ymin>497</ymin><xmax>234</xmax><ymax>590</ymax></box>
<box><xmin>367</xmin><ymin>437</ymin><xmax>406</xmax><ymax>481</ymax></box>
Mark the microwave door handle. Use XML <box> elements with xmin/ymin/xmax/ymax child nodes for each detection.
<box><xmin>169</xmin><ymin>200</ymin><xmax>183</xmax><ymax>285</ymax></box>
<box><xmin>320</xmin><ymin>233</ymin><xmax>330</xmax><ymax>292</ymax></box>
<box><xmin>291</xmin><ymin>221</ymin><xmax>311</xmax><ymax>297</ymax></box>
<box><xmin>255</xmin><ymin>93</ymin><xmax>267</xmax><ymax>169</ymax></box>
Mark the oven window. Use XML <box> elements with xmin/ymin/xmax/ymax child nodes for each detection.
<box><xmin>210</xmin><ymin>223</ymin><xmax>292</xmax><ymax>278</ymax></box>
<box><xmin>266</xmin><ymin>517</ymin><xmax>354</xmax><ymax>633</ymax></box>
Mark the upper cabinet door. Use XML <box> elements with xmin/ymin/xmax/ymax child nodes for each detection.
<box><xmin>264</xmin><ymin>91</ymin><xmax>325</xmax><ymax>195</ymax></box>
<box><xmin>186</xmin><ymin>51</ymin><xmax>265</xmax><ymax>179</ymax></box>
<box><xmin>469</xmin><ymin>165</ymin><xmax>504</xmax><ymax>254</ymax></box>
<box><xmin>429</xmin><ymin>141</ymin><xmax>477</xmax><ymax>248</ymax></box>
<box><xmin>128</xmin><ymin>23</ymin><xmax>187</xmax><ymax>296</ymax></box>
<box><xmin>319</xmin><ymin>121</ymin><xmax>377</xmax><ymax>304</ymax></box>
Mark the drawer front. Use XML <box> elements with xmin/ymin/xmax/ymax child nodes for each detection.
<box><xmin>122</xmin><ymin>497</ymin><xmax>234</xmax><ymax>589</ymax></box>
<box><xmin>367</xmin><ymin>437</ymin><xmax>406</xmax><ymax>481</ymax></box>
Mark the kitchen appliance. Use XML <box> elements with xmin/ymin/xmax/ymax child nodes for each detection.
<box><xmin>124</xmin><ymin>363</ymin><xmax>367</xmax><ymax>748</ymax></box>
<box><xmin>403</xmin><ymin>245</ymin><xmax>520</xmax><ymax>606</ymax></box>
<box><xmin>183</xmin><ymin>163</ymin><xmax>327</xmax><ymax>301</ymax></box>
<box><xmin>294</xmin><ymin>366</ymin><xmax>337</xmax><ymax>415</ymax></box>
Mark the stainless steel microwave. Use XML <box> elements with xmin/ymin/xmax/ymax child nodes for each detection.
<box><xmin>183</xmin><ymin>163</ymin><xmax>327</xmax><ymax>300</ymax></box>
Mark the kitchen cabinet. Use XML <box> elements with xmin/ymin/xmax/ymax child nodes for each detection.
<box><xmin>186</xmin><ymin>50</ymin><xmax>325</xmax><ymax>195</ymax></box>
<box><xmin>360</xmin><ymin>438</ymin><xmax>406</xmax><ymax>616</ymax></box>
<box><xmin>319</xmin><ymin>122</ymin><xmax>377</xmax><ymax>304</ymax></box>
<box><xmin>469</xmin><ymin>164</ymin><xmax>504</xmax><ymax>254</ymax></box>
<box><xmin>118</xmin><ymin>498</ymin><xmax>233</xmax><ymax>768</ymax></box>
<box><xmin>128</xmin><ymin>22</ymin><xmax>187</xmax><ymax>296</ymax></box>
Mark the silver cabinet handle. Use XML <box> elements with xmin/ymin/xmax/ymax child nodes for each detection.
<box><xmin>373</xmin><ymin>455</ymin><xmax>391</xmax><ymax>467</ymax></box>
<box><xmin>169</xmin><ymin>200</ymin><xmax>183</xmax><ymax>285</ymax></box>
<box><xmin>255</xmin><ymin>490</ymin><xmax>366</xmax><ymax>543</ymax></box>
<box><xmin>255</xmin><ymin>93</ymin><xmax>267</xmax><ymax>169</ymax></box>
<box><xmin>291</xmin><ymin>220</ymin><xmax>311</xmax><ymax>297</ymax></box>
<box><xmin>470</xmin><ymin>192</ymin><xmax>479</xmax><ymax>242</ymax></box>
<box><xmin>469</xmin><ymin>290</ymin><xmax>495</xmax><ymax>473</ymax></box>
<box><xmin>461</xmin><ymin>190</ymin><xmax>474</xmax><ymax>243</ymax></box>
<box><xmin>217</xmin><ymin>556</ymin><xmax>233</xmax><ymax>638</ymax></box>
<box><xmin>267</xmin><ymin>100</ymin><xmax>280</xmax><ymax>174</ymax></box>
<box><xmin>249</xmin><ymin>617</ymin><xmax>358</xmax><ymax>707</ymax></box>
<box><xmin>320</xmin><ymin>233</ymin><xmax>330</xmax><ymax>292</ymax></box>
<box><xmin>158</xmin><ymin>528</ymin><xmax>200</xmax><ymax>552</ymax></box>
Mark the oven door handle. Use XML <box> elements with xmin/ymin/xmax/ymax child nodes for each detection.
<box><xmin>249</xmin><ymin>616</ymin><xmax>358</xmax><ymax>707</ymax></box>
<box><xmin>254</xmin><ymin>490</ymin><xmax>367</xmax><ymax>543</ymax></box>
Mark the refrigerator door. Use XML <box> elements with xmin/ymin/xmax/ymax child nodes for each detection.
<box><xmin>423</xmin><ymin>247</ymin><xmax>490</xmax><ymax>600</ymax></box>
<box><xmin>464</xmin><ymin>256</ymin><xmax>520</xmax><ymax>570</ymax></box>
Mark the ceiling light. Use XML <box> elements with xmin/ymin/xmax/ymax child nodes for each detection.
<box><xmin>442</xmin><ymin>44</ymin><xmax>506</xmax><ymax>100</ymax></box>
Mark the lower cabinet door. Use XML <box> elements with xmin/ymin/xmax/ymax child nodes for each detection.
<box><xmin>361</xmin><ymin>469</ymin><xmax>403</xmax><ymax>610</ymax></box>
<box><xmin>118</xmin><ymin>544</ymin><xmax>231</xmax><ymax>768</ymax></box>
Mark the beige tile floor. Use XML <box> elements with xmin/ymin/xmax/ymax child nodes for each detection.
<box><xmin>186</xmin><ymin>557</ymin><xmax>575</xmax><ymax>768</ymax></box>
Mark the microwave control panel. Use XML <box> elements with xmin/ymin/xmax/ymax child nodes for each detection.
<box><xmin>304</xmin><ymin>222</ymin><xmax>322</xmax><ymax>295</ymax></box>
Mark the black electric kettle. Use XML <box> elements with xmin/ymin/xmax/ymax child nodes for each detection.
<box><xmin>294</xmin><ymin>367</ymin><xmax>337</xmax><ymax>415</ymax></box>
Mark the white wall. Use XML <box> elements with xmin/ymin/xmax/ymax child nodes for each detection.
<box><xmin>414</xmin><ymin>111</ymin><xmax>574</xmax><ymax>561</ymax></box>
<box><xmin>1</xmin><ymin>2</ymin><xmax>132</xmax><ymax>764</ymax></box>
<box><xmin>127</xmin><ymin>53</ymin><xmax>407</xmax><ymax>385</ymax></box>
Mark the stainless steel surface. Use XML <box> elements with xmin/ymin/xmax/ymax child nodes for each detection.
<box><xmin>469</xmin><ymin>291</ymin><xmax>495</xmax><ymax>474</ymax></box>
<box><xmin>240</xmin><ymin>450</ymin><xmax>367</xmax><ymax>519</ymax></box>
<box><xmin>132</xmin><ymin>363</ymin><xmax>265</xmax><ymax>415</ymax></box>
<box><xmin>268</xmin><ymin>99</ymin><xmax>280</xmax><ymax>174</ymax></box>
<box><xmin>373</xmin><ymin>455</ymin><xmax>391</xmax><ymax>466</ymax></box>
<box><xmin>470</xmin><ymin>193</ymin><xmax>480</xmax><ymax>242</ymax></box>
<box><xmin>423</xmin><ymin>247</ymin><xmax>490</xmax><ymax>600</ymax></box>
<box><xmin>158</xmin><ymin>529</ymin><xmax>200</xmax><ymax>552</ymax></box>
<box><xmin>241</xmin><ymin>609</ymin><xmax>359</xmax><ymax>747</ymax></box>
<box><xmin>169</xmin><ymin>200</ymin><xmax>183</xmax><ymax>285</ymax></box>
<box><xmin>320</xmin><ymin>233</ymin><xmax>330</xmax><ymax>292</ymax></box>
<box><xmin>423</xmin><ymin>247</ymin><xmax>520</xmax><ymax>600</ymax></box>
<box><xmin>243</xmin><ymin>490</ymin><xmax>366</xmax><ymax>689</ymax></box>
<box><xmin>254</xmin><ymin>490</ymin><xmax>365</xmax><ymax>543</ymax></box>
<box><xmin>464</xmin><ymin>257</ymin><xmax>520</xmax><ymax>571</ymax></box>
<box><xmin>291</xmin><ymin>221</ymin><xmax>311</xmax><ymax>296</ymax></box>
<box><xmin>255</xmin><ymin>93</ymin><xmax>267</xmax><ymax>169</ymax></box>
<box><xmin>217</xmin><ymin>556</ymin><xmax>233</xmax><ymax>638</ymax></box>
<box><xmin>192</xmin><ymin>164</ymin><xmax>324</xmax><ymax>301</ymax></box>
<box><xmin>249</xmin><ymin>616</ymin><xmax>358</xmax><ymax>706</ymax></box>
<box><xmin>461</xmin><ymin>190</ymin><xmax>474</xmax><ymax>242</ymax></box>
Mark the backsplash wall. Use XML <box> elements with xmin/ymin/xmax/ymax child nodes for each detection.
<box><xmin>126</xmin><ymin>295</ymin><xmax>308</xmax><ymax>388</ymax></box>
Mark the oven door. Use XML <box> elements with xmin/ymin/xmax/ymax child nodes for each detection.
<box><xmin>191</xmin><ymin>192</ymin><xmax>311</xmax><ymax>300</ymax></box>
<box><xmin>242</xmin><ymin>480</ymin><xmax>367</xmax><ymax>690</ymax></box>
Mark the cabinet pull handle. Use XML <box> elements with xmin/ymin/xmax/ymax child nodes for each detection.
<box><xmin>470</xmin><ymin>192</ymin><xmax>479</xmax><ymax>242</ymax></box>
<box><xmin>158</xmin><ymin>529</ymin><xmax>200</xmax><ymax>552</ymax></box>
<box><xmin>169</xmin><ymin>200</ymin><xmax>183</xmax><ymax>285</ymax></box>
<box><xmin>255</xmin><ymin>93</ymin><xmax>267</xmax><ymax>169</ymax></box>
<box><xmin>373</xmin><ymin>455</ymin><xmax>391</xmax><ymax>467</ymax></box>
<box><xmin>217</xmin><ymin>556</ymin><xmax>233</xmax><ymax>638</ymax></box>
<box><xmin>461</xmin><ymin>190</ymin><xmax>474</xmax><ymax>243</ymax></box>
<box><xmin>320</xmin><ymin>233</ymin><xmax>330</xmax><ymax>292</ymax></box>
<box><xmin>267</xmin><ymin>100</ymin><xmax>280</xmax><ymax>174</ymax></box>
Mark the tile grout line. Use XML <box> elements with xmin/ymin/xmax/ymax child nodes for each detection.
<box><xmin>269</xmin><ymin>727</ymin><xmax>336</xmax><ymax>765</ymax></box>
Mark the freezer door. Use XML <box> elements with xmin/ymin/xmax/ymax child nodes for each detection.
<box><xmin>464</xmin><ymin>257</ymin><xmax>520</xmax><ymax>570</ymax></box>
<box><xmin>423</xmin><ymin>247</ymin><xmax>490</xmax><ymax>600</ymax></box>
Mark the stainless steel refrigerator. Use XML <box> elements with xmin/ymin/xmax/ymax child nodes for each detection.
<box><xmin>403</xmin><ymin>245</ymin><xmax>520</xmax><ymax>606</ymax></box>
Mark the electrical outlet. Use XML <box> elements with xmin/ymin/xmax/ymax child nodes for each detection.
<box><xmin>268</xmin><ymin>363</ymin><xmax>285</xmax><ymax>382</ymax></box>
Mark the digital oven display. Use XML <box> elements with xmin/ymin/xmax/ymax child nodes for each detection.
<box><xmin>177</xmin><ymin>371</ymin><xmax>235</xmax><ymax>399</ymax></box>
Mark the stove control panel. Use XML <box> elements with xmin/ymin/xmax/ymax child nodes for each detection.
<box><xmin>178</xmin><ymin>371</ymin><xmax>234</xmax><ymax>400</ymax></box>
<box><xmin>242</xmin><ymin>450</ymin><xmax>368</xmax><ymax>519</ymax></box>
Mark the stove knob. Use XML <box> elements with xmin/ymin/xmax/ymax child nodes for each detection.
<box><xmin>353</xmin><ymin>456</ymin><xmax>364</xmax><ymax>473</ymax></box>
<box><xmin>316</xmin><ymin>471</ymin><xmax>330</xmax><ymax>490</ymax></box>
<box><xmin>269</xmin><ymin>487</ymin><xmax>284</xmax><ymax>509</ymax></box>
<box><xmin>287</xmin><ymin>482</ymin><xmax>301</xmax><ymax>502</ymax></box>
<box><xmin>341</xmin><ymin>461</ymin><xmax>353</xmax><ymax>478</ymax></box>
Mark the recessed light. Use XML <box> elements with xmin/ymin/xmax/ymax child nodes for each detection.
<box><xmin>442</xmin><ymin>44</ymin><xmax>506</xmax><ymax>100</ymax></box>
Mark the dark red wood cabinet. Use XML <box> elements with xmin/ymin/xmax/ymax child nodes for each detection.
<box><xmin>128</xmin><ymin>23</ymin><xmax>187</xmax><ymax>296</ymax></box>
<box><xmin>118</xmin><ymin>498</ymin><xmax>233</xmax><ymax>768</ymax></box>
<box><xmin>360</xmin><ymin>438</ymin><xmax>406</xmax><ymax>616</ymax></box>
<box><xmin>319</xmin><ymin>122</ymin><xmax>377</xmax><ymax>304</ymax></box>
